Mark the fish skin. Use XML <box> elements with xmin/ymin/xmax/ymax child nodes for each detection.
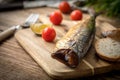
<box><xmin>52</xmin><ymin>12</ymin><xmax>96</xmax><ymax>68</ymax></box>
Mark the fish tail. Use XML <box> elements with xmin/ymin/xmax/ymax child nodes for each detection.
<box><xmin>88</xmin><ymin>8</ymin><xmax>101</xmax><ymax>18</ymax></box>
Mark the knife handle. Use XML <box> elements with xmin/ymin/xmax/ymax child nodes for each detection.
<box><xmin>0</xmin><ymin>2</ymin><xmax>23</xmax><ymax>11</ymax></box>
<box><xmin>0</xmin><ymin>26</ymin><xmax>17</xmax><ymax>42</ymax></box>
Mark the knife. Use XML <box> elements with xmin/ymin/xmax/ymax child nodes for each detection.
<box><xmin>0</xmin><ymin>0</ymin><xmax>88</xmax><ymax>12</ymax></box>
<box><xmin>0</xmin><ymin>14</ymin><xmax>39</xmax><ymax>42</ymax></box>
<box><xmin>0</xmin><ymin>1</ymin><xmax>60</xmax><ymax>11</ymax></box>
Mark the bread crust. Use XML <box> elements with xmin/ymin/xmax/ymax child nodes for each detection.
<box><xmin>95</xmin><ymin>38</ymin><xmax>120</xmax><ymax>62</ymax></box>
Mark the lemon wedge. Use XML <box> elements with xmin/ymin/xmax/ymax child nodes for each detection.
<box><xmin>30</xmin><ymin>23</ymin><xmax>51</xmax><ymax>35</ymax></box>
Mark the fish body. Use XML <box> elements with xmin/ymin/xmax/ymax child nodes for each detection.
<box><xmin>52</xmin><ymin>11</ymin><xmax>96</xmax><ymax>68</ymax></box>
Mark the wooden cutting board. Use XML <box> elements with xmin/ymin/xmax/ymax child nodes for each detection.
<box><xmin>15</xmin><ymin>15</ymin><xmax>120</xmax><ymax>79</ymax></box>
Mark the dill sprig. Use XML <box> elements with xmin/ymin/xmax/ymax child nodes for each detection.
<box><xmin>85</xmin><ymin>0</ymin><xmax>120</xmax><ymax>18</ymax></box>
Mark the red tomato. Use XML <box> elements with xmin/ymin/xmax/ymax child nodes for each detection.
<box><xmin>70</xmin><ymin>10</ymin><xmax>83</xmax><ymax>20</ymax></box>
<box><xmin>59</xmin><ymin>1</ymin><xmax>71</xmax><ymax>13</ymax></box>
<box><xmin>42</xmin><ymin>27</ymin><xmax>56</xmax><ymax>42</ymax></box>
<box><xmin>50</xmin><ymin>11</ymin><xmax>63</xmax><ymax>25</ymax></box>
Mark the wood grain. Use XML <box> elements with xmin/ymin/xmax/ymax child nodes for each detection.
<box><xmin>15</xmin><ymin>15</ymin><xmax>120</xmax><ymax>79</ymax></box>
<box><xmin>0</xmin><ymin>7</ymin><xmax>120</xmax><ymax>80</ymax></box>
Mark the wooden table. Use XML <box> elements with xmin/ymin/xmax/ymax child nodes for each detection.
<box><xmin>0</xmin><ymin>7</ymin><xmax>120</xmax><ymax>80</ymax></box>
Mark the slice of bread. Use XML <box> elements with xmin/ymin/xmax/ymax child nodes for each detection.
<box><xmin>95</xmin><ymin>38</ymin><xmax>120</xmax><ymax>62</ymax></box>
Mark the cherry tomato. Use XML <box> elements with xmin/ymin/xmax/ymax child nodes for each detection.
<box><xmin>70</xmin><ymin>10</ymin><xmax>83</xmax><ymax>20</ymax></box>
<box><xmin>42</xmin><ymin>27</ymin><xmax>56</xmax><ymax>42</ymax></box>
<box><xmin>50</xmin><ymin>11</ymin><xmax>63</xmax><ymax>25</ymax></box>
<box><xmin>59</xmin><ymin>1</ymin><xmax>71</xmax><ymax>13</ymax></box>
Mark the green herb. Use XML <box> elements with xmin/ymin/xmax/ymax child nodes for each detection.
<box><xmin>85</xmin><ymin>0</ymin><xmax>120</xmax><ymax>18</ymax></box>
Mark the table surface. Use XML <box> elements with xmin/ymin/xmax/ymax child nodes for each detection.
<box><xmin>0</xmin><ymin>7</ymin><xmax>120</xmax><ymax>80</ymax></box>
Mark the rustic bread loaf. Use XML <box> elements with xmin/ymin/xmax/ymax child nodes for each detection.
<box><xmin>102</xmin><ymin>29</ymin><xmax>120</xmax><ymax>41</ymax></box>
<box><xmin>95</xmin><ymin>38</ymin><xmax>120</xmax><ymax>62</ymax></box>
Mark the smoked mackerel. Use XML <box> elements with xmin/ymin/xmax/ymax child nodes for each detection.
<box><xmin>52</xmin><ymin>10</ymin><xmax>96</xmax><ymax>68</ymax></box>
